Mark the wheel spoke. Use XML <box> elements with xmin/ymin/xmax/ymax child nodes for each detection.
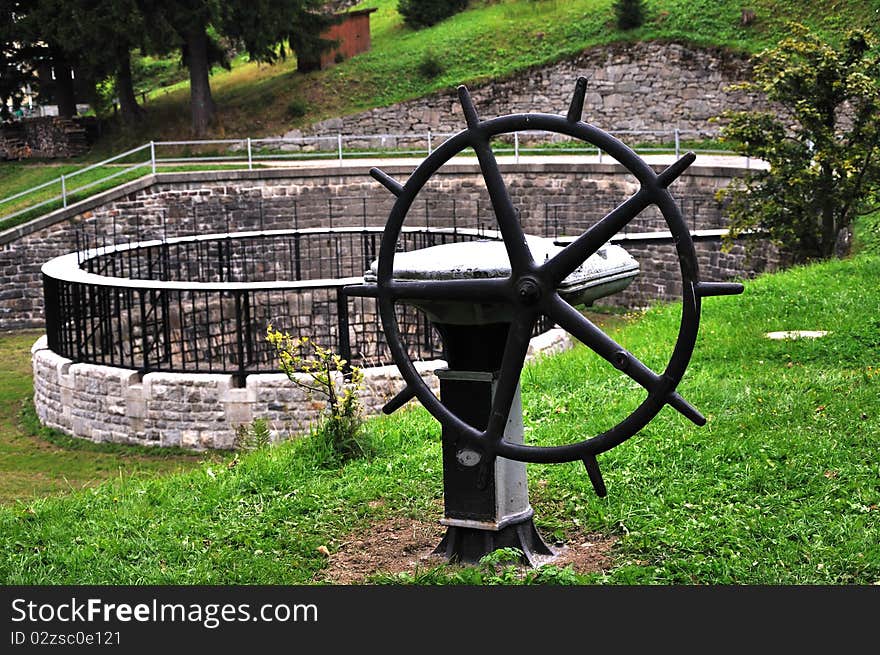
<box><xmin>485</xmin><ymin>315</ymin><xmax>536</xmax><ymax>442</ymax></box>
<box><xmin>548</xmin><ymin>294</ymin><xmax>704</xmax><ymax>425</ymax></box>
<box><xmin>542</xmin><ymin>188</ymin><xmax>653</xmax><ymax>285</ymax></box>
<box><xmin>548</xmin><ymin>293</ymin><xmax>660</xmax><ymax>390</ymax></box>
<box><xmin>473</xmin><ymin>137</ymin><xmax>534</xmax><ymax>272</ymax></box>
<box><xmin>386</xmin><ymin>277</ymin><xmax>509</xmax><ymax>302</ymax></box>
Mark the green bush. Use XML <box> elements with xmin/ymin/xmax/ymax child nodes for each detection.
<box><xmin>417</xmin><ymin>50</ymin><xmax>445</xmax><ymax>78</ymax></box>
<box><xmin>398</xmin><ymin>0</ymin><xmax>469</xmax><ymax>29</ymax></box>
<box><xmin>286</xmin><ymin>98</ymin><xmax>309</xmax><ymax>119</ymax></box>
<box><xmin>854</xmin><ymin>210</ymin><xmax>880</xmax><ymax>255</ymax></box>
<box><xmin>613</xmin><ymin>0</ymin><xmax>645</xmax><ymax>30</ymax></box>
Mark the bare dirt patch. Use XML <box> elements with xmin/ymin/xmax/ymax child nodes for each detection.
<box><xmin>316</xmin><ymin>515</ymin><xmax>617</xmax><ymax>584</ymax></box>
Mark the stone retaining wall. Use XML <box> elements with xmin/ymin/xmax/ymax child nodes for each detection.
<box><xmin>32</xmin><ymin>329</ymin><xmax>572</xmax><ymax>450</ymax></box>
<box><xmin>286</xmin><ymin>41</ymin><xmax>760</xmax><ymax>143</ymax></box>
<box><xmin>0</xmin><ymin>161</ymin><xmax>771</xmax><ymax>331</ymax></box>
<box><xmin>0</xmin><ymin>117</ymin><xmax>92</xmax><ymax>160</ymax></box>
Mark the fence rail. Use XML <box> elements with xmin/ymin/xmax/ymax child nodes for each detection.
<box><xmin>44</xmin><ymin>227</ymin><xmax>544</xmax><ymax>382</ymax></box>
<box><xmin>1</xmin><ymin>128</ymin><xmax>743</xmax><ymax>227</ymax></box>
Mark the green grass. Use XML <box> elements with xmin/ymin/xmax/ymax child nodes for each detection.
<box><xmin>89</xmin><ymin>0</ymin><xmax>878</xmax><ymax>152</ymax></box>
<box><xmin>1</xmin><ymin>245</ymin><xmax>878</xmax><ymax>584</ymax></box>
<box><xmin>0</xmin><ymin>331</ymin><xmax>211</xmax><ymax>506</ymax></box>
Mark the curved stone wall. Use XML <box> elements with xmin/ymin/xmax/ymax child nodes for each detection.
<box><xmin>32</xmin><ymin>329</ymin><xmax>572</xmax><ymax>450</ymax></box>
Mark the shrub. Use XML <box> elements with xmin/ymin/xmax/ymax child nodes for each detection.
<box><xmin>398</xmin><ymin>0</ymin><xmax>469</xmax><ymax>30</ymax></box>
<box><xmin>266</xmin><ymin>326</ymin><xmax>368</xmax><ymax>465</ymax></box>
<box><xmin>234</xmin><ymin>418</ymin><xmax>272</xmax><ymax>452</ymax></box>
<box><xmin>717</xmin><ymin>25</ymin><xmax>880</xmax><ymax>262</ymax></box>
<box><xmin>613</xmin><ymin>0</ymin><xmax>645</xmax><ymax>30</ymax></box>
<box><xmin>417</xmin><ymin>51</ymin><xmax>445</xmax><ymax>79</ymax></box>
<box><xmin>286</xmin><ymin>98</ymin><xmax>308</xmax><ymax>119</ymax></box>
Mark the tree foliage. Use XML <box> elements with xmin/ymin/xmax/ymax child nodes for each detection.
<box><xmin>0</xmin><ymin>2</ymin><xmax>30</xmax><ymax>120</ymax></box>
<box><xmin>135</xmin><ymin>0</ymin><xmax>332</xmax><ymax>136</ymax></box>
<box><xmin>8</xmin><ymin>0</ymin><xmax>330</xmax><ymax>135</ymax></box>
<box><xmin>718</xmin><ymin>25</ymin><xmax>880</xmax><ymax>262</ymax></box>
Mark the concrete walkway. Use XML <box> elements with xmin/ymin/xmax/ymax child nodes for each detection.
<box><xmin>249</xmin><ymin>152</ymin><xmax>768</xmax><ymax>172</ymax></box>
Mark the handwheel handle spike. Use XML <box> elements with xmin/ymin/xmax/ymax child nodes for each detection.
<box><xmin>457</xmin><ymin>85</ymin><xmax>481</xmax><ymax>129</ymax></box>
<box><xmin>370</xmin><ymin>167</ymin><xmax>404</xmax><ymax>197</ymax></box>
<box><xmin>668</xmin><ymin>392</ymin><xmax>706</xmax><ymax>426</ymax></box>
<box><xmin>382</xmin><ymin>385</ymin><xmax>418</xmax><ymax>415</ymax></box>
<box><xmin>567</xmin><ymin>76</ymin><xmax>588</xmax><ymax>123</ymax></box>
<box><xmin>341</xmin><ymin>282</ymin><xmax>378</xmax><ymax>298</ymax></box>
<box><xmin>657</xmin><ymin>152</ymin><xmax>697</xmax><ymax>188</ymax></box>
<box><xmin>696</xmin><ymin>281</ymin><xmax>745</xmax><ymax>297</ymax></box>
<box><xmin>582</xmin><ymin>455</ymin><xmax>607</xmax><ymax>497</ymax></box>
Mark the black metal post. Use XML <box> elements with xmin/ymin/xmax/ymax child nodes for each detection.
<box><xmin>42</xmin><ymin>274</ymin><xmax>60</xmax><ymax>352</ymax></box>
<box><xmin>430</xmin><ymin>322</ymin><xmax>554</xmax><ymax>566</ymax></box>
<box><xmin>234</xmin><ymin>290</ymin><xmax>246</xmax><ymax>387</ymax></box>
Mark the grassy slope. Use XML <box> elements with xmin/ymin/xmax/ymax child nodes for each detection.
<box><xmin>1</xmin><ymin>248</ymin><xmax>877</xmax><ymax>585</ymax></box>
<box><xmin>2</xmin><ymin>0</ymin><xmax>874</xmax><ymax>213</ymax></box>
<box><xmin>0</xmin><ymin>162</ymin><xmax>269</xmax><ymax>233</ymax></box>
<box><xmin>97</xmin><ymin>0</ymin><xmax>877</xmax><ymax>151</ymax></box>
<box><xmin>0</xmin><ymin>331</ymin><xmax>213</xmax><ymax>505</ymax></box>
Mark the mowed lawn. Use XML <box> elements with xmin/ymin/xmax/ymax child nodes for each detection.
<box><xmin>0</xmin><ymin>250</ymin><xmax>877</xmax><ymax>585</ymax></box>
<box><xmin>0</xmin><ymin>331</ymin><xmax>211</xmax><ymax>506</ymax></box>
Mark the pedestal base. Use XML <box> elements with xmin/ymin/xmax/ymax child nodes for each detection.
<box><xmin>432</xmin><ymin>511</ymin><xmax>556</xmax><ymax>567</ymax></box>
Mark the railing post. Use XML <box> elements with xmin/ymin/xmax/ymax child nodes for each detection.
<box><xmin>427</xmin><ymin>130</ymin><xmax>432</xmax><ymax>156</ymax></box>
<box><xmin>247</xmin><ymin>137</ymin><xmax>253</xmax><ymax>170</ymax></box>
<box><xmin>674</xmin><ymin>128</ymin><xmax>681</xmax><ymax>159</ymax></box>
<box><xmin>233</xmin><ymin>290</ymin><xmax>246</xmax><ymax>388</ymax></box>
<box><xmin>42</xmin><ymin>273</ymin><xmax>60</xmax><ymax>351</ymax></box>
<box><xmin>338</xmin><ymin>133</ymin><xmax>343</xmax><ymax>165</ymax></box>
<box><xmin>150</xmin><ymin>141</ymin><xmax>156</xmax><ymax>174</ymax></box>
<box><xmin>514</xmin><ymin>132</ymin><xmax>520</xmax><ymax>163</ymax></box>
<box><xmin>60</xmin><ymin>174</ymin><xmax>67</xmax><ymax>207</ymax></box>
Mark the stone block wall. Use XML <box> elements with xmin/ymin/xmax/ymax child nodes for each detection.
<box><xmin>285</xmin><ymin>41</ymin><xmax>760</xmax><ymax>143</ymax></box>
<box><xmin>32</xmin><ymin>329</ymin><xmax>572</xmax><ymax>450</ymax></box>
<box><xmin>607</xmin><ymin>237</ymin><xmax>780</xmax><ymax>309</ymax></box>
<box><xmin>0</xmin><ymin>117</ymin><xmax>91</xmax><ymax>160</ymax></box>
<box><xmin>1</xmin><ymin>161</ymin><xmax>767</xmax><ymax>332</ymax></box>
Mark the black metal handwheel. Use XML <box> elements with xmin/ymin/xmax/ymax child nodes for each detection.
<box><xmin>350</xmin><ymin>78</ymin><xmax>742</xmax><ymax>486</ymax></box>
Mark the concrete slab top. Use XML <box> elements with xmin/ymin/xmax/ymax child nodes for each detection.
<box><xmin>365</xmin><ymin>235</ymin><xmax>640</xmax><ymax>323</ymax></box>
<box><xmin>367</xmin><ymin>235</ymin><xmax>639</xmax><ymax>293</ymax></box>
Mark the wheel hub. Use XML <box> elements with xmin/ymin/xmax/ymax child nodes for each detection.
<box><xmin>515</xmin><ymin>277</ymin><xmax>542</xmax><ymax>305</ymax></box>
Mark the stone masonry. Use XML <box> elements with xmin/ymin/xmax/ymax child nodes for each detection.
<box><xmin>32</xmin><ymin>330</ymin><xmax>572</xmax><ymax>450</ymax></box>
<box><xmin>1</xmin><ymin>161</ymin><xmax>775</xmax><ymax>331</ymax></box>
<box><xmin>285</xmin><ymin>41</ymin><xmax>759</xmax><ymax>145</ymax></box>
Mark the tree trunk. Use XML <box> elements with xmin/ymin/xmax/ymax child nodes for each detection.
<box><xmin>52</xmin><ymin>57</ymin><xmax>77</xmax><ymax>119</ymax></box>
<box><xmin>115</xmin><ymin>51</ymin><xmax>143</xmax><ymax>123</ymax></box>
<box><xmin>819</xmin><ymin>164</ymin><xmax>838</xmax><ymax>259</ymax></box>
<box><xmin>184</xmin><ymin>24</ymin><xmax>215</xmax><ymax>137</ymax></box>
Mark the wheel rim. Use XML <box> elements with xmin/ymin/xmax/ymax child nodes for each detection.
<box><xmin>373</xmin><ymin>88</ymin><xmax>707</xmax><ymax>464</ymax></box>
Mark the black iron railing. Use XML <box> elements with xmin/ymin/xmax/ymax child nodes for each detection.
<box><xmin>43</xmin><ymin>227</ymin><xmax>554</xmax><ymax>383</ymax></box>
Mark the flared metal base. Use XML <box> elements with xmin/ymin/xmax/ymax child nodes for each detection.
<box><xmin>432</xmin><ymin>515</ymin><xmax>556</xmax><ymax>567</ymax></box>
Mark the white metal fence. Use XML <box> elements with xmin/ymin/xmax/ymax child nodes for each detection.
<box><xmin>0</xmin><ymin>128</ymin><xmax>736</xmax><ymax>227</ymax></box>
